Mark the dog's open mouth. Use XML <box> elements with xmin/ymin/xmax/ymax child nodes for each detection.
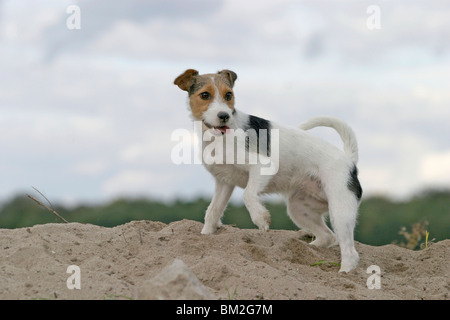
<box><xmin>203</xmin><ymin>121</ymin><xmax>230</xmax><ymax>134</ymax></box>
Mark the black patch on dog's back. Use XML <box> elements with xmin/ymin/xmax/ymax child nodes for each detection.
<box><xmin>245</xmin><ymin>115</ymin><xmax>271</xmax><ymax>156</ymax></box>
<box><xmin>347</xmin><ymin>165</ymin><xmax>362</xmax><ymax>200</ymax></box>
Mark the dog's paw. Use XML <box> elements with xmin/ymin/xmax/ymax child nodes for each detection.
<box><xmin>253</xmin><ymin>211</ymin><xmax>271</xmax><ymax>231</ymax></box>
<box><xmin>309</xmin><ymin>234</ymin><xmax>336</xmax><ymax>248</ymax></box>
<box><xmin>339</xmin><ymin>252</ymin><xmax>359</xmax><ymax>273</ymax></box>
<box><xmin>201</xmin><ymin>224</ymin><xmax>219</xmax><ymax>235</ymax></box>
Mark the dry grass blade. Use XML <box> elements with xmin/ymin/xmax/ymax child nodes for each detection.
<box><xmin>32</xmin><ymin>186</ymin><xmax>56</xmax><ymax>211</ymax></box>
<box><xmin>27</xmin><ymin>194</ymin><xmax>69</xmax><ymax>224</ymax></box>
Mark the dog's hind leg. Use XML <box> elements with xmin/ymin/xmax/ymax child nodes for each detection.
<box><xmin>201</xmin><ymin>179</ymin><xmax>235</xmax><ymax>234</ymax></box>
<box><xmin>325</xmin><ymin>186</ymin><xmax>360</xmax><ymax>273</ymax></box>
<box><xmin>287</xmin><ymin>192</ymin><xmax>336</xmax><ymax>248</ymax></box>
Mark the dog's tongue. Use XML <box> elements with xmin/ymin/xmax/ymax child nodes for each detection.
<box><xmin>217</xmin><ymin>126</ymin><xmax>230</xmax><ymax>134</ymax></box>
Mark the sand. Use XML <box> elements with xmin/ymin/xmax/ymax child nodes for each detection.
<box><xmin>0</xmin><ymin>219</ymin><xmax>448</xmax><ymax>300</ymax></box>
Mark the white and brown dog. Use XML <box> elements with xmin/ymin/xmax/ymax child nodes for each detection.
<box><xmin>174</xmin><ymin>69</ymin><xmax>362</xmax><ymax>272</ymax></box>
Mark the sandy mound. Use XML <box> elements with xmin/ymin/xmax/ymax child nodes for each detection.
<box><xmin>0</xmin><ymin>219</ymin><xmax>448</xmax><ymax>300</ymax></box>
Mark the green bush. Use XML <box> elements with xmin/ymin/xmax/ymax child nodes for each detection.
<box><xmin>0</xmin><ymin>189</ymin><xmax>448</xmax><ymax>247</ymax></box>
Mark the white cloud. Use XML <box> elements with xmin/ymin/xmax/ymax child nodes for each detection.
<box><xmin>71</xmin><ymin>159</ymin><xmax>108</xmax><ymax>176</ymax></box>
<box><xmin>420</xmin><ymin>151</ymin><xmax>450</xmax><ymax>186</ymax></box>
<box><xmin>358</xmin><ymin>166</ymin><xmax>391</xmax><ymax>196</ymax></box>
<box><xmin>101</xmin><ymin>169</ymin><xmax>178</xmax><ymax>199</ymax></box>
<box><xmin>1</xmin><ymin>0</ymin><xmax>450</xmax><ymax>205</ymax></box>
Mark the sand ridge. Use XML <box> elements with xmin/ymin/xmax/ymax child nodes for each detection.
<box><xmin>0</xmin><ymin>219</ymin><xmax>448</xmax><ymax>300</ymax></box>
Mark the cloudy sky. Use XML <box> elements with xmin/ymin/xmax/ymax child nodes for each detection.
<box><xmin>1</xmin><ymin>0</ymin><xmax>449</xmax><ymax>206</ymax></box>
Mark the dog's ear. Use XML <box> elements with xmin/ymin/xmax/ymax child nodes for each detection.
<box><xmin>218</xmin><ymin>69</ymin><xmax>237</xmax><ymax>87</ymax></box>
<box><xmin>174</xmin><ymin>69</ymin><xmax>199</xmax><ymax>91</ymax></box>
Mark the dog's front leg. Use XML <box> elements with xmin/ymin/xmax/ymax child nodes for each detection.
<box><xmin>243</xmin><ymin>166</ymin><xmax>271</xmax><ymax>231</ymax></box>
<box><xmin>201</xmin><ymin>179</ymin><xmax>235</xmax><ymax>235</ymax></box>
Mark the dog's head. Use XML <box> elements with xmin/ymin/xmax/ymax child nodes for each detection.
<box><xmin>174</xmin><ymin>69</ymin><xmax>237</xmax><ymax>134</ymax></box>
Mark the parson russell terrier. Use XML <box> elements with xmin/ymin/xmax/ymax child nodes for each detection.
<box><xmin>174</xmin><ymin>69</ymin><xmax>362</xmax><ymax>272</ymax></box>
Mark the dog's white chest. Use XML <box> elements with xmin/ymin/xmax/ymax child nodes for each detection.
<box><xmin>204</xmin><ymin>163</ymin><xmax>249</xmax><ymax>188</ymax></box>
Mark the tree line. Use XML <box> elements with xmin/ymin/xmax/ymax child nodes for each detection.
<box><xmin>0</xmin><ymin>189</ymin><xmax>448</xmax><ymax>248</ymax></box>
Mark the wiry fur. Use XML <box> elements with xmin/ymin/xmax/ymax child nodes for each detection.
<box><xmin>174</xmin><ymin>69</ymin><xmax>363</xmax><ymax>272</ymax></box>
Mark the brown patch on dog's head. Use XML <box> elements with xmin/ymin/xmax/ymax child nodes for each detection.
<box><xmin>188</xmin><ymin>80</ymin><xmax>215</xmax><ymax>119</ymax></box>
<box><xmin>174</xmin><ymin>69</ymin><xmax>238</xmax><ymax>120</ymax></box>
<box><xmin>217</xmin><ymin>69</ymin><xmax>237</xmax><ymax>88</ymax></box>
<box><xmin>174</xmin><ymin>69</ymin><xmax>199</xmax><ymax>92</ymax></box>
<box><xmin>214</xmin><ymin>71</ymin><xmax>236</xmax><ymax>111</ymax></box>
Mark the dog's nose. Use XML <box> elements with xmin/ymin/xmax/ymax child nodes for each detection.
<box><xmin>217</xmin><ymin>112</ymin><xmax>230</xmax><ymax>122</ymax></box>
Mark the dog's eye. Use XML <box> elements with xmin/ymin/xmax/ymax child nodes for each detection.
<box><xmin>200</xmin><ymin>92</ymin><xmax>210</xmax><ymax>100</ymax></box>
<box><xmin>224</xmin><ymin>92</ymin><xmax>233</xmax><ymax>101</ymax></box>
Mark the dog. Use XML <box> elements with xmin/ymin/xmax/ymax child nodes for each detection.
<box><xmin>174</xmin><ymin>69</ymin><xmax>362</xmax><ymax>272</ymax></box>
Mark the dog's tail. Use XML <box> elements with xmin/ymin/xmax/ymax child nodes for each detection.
<box><xmin>299</xmin><ymin>116</ymin><xmax>359</xmax><ymax>164</ymax></box>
